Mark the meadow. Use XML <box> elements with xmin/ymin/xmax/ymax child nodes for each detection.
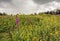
<box><xmin>0</xmin><ymin>14</ymin><xmax>60</xmax><ymax>41</ymax></box>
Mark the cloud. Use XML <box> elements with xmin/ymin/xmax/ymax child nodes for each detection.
<box><xmin>0</xmin><ymin>0</ymin><xmax>60</xmax><ymax>15</ymax></box>
<box><xmin>0</xmin><ymin>0</ymin><xmax>38</xmax><ymax>14</ymax></box>
<box><xmin>56</xmin><ymin>0</ymin><xmax>60</xmax><ymax>2</ymax></box>
<box><xmin>0</xmin><ymin>0</ymin><xmax>11</xmax><ymax>2</ymax></box>
<box><xmin>55</xmin><ymin>0</ymin><xmax>60</xmax><ymax>3</ymax></box>
<box><xmin>33</xmin><ymin>0</ymin><xmax>53</xmax><ymax>4</ymax></box>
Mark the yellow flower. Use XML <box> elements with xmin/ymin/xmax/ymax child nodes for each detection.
<box><xmin>34</xmin><ymin>37</ymin><xmax>36</xmax><ymax>39</ymax></box>
<box><xmin>33</xmin><ymin>37</ymin><xmax>37</xmax><ymax>40</ymax></box>
<box><xmin>54</xmin><ymin>20</ymin><xmax>57</xmax><ymax>24</ymax></box>
<box><xmin>50</xmin><ymin>33</ymin><xmax>53</xmax><ymax>35</ymax></box>
<box><xmin>40</xmin><ymin>39</ymin><xmax>42</xmax><ymax>41</ymax></box>
<box><xmin>55</xmin><ymin>31</ymin><xmax>59</xmax><ymax>35</ymax></box>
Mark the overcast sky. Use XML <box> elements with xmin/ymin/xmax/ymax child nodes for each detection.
<box><xmin>0</xmin><ymin>0</ymin><xmax>60</xmax><ymax>15</ymax></box>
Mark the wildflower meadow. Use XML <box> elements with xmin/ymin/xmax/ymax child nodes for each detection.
<box><xmin>0</xmin><ymin>14</ymin><xmax>60</xmax><ymax>41</ymax></box>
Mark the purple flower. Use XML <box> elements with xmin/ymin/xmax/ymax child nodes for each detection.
<box><xmin>16</xmin><ymin>15</ymin><xmax>19</xmax><ymax>27</ymax></box>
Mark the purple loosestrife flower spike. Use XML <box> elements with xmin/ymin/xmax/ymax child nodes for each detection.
<box><xmin>16</xmin><ymin>15</ymin><xmax>19</xmax><ymax>27</ymax></box>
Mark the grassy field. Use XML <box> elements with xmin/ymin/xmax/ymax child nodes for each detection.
<box><xmin>0</xmin><ymin>14</ymin><xmax>60</xmax><ymax>41</ymax></box>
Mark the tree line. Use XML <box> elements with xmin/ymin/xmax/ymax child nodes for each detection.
<box><xmin>0</xmin><ymin>12</ymin><xmax>7</xmax><ymax>16</ymax></box>
<box><xmin>38</xmin><ymin>9</ymin><xmax>60</xmax><ymax>15</ymax></box>
<box><xmin>0</xmin><ymin>9</ymin><xmax>60</xmax><ymax>15</ymax></box>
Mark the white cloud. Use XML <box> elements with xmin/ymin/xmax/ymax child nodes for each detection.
<box><xmin>0</xmin><ymin>0</ymin><xmax>60</xmax><ymax>15</ymax></box>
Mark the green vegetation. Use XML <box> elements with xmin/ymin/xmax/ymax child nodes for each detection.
<box><xmin>0</xmin><ymin>14</ymin><xmax>60</xmax><ymax>41</ymax></box>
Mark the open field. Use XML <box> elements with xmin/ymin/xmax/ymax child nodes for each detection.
<box><xmin>0</xmin><ymin>14</ymin><xmax>60</xmax><ymax>41</ymax></box>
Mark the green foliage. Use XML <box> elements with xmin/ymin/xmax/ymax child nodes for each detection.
<box><xmin>0</xmin><ymin>14</ymin><xmax>60</xmax><ymax>41</ymax></box>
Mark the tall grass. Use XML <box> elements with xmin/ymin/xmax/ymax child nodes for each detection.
<box><xmin>0</xmin><ymin>14</ymin><xmax>60</xmax><ymax>41</ymax></box>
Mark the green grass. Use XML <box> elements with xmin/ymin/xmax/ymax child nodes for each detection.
<box><xmin>0</xmin><ymin>14</ymin><xmax>60</xmax><ymax>41</ymax></box>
